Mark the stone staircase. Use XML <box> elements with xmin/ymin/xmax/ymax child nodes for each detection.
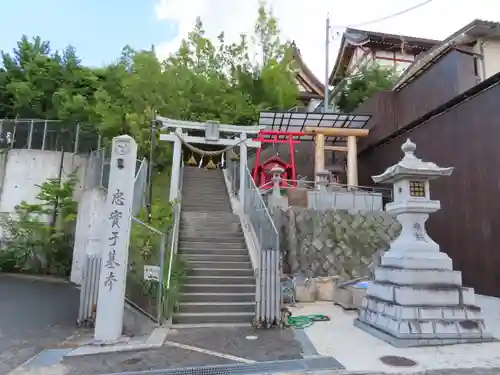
<box><xmin>174</xmin><ymin>167</ymin><xmax>255</xmax><ymax>326</ymax></box>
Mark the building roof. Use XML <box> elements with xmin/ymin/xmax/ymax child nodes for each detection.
<box><xmin>291</xmin><ymin>44</ymin><xmax>325</xmax><ymax>100</ymax></box>
<box><xmin>393</xmin><ymin>19</ymin><xmax>500</xmax><ymax>91</ymax></box>
<box><xmin>329</xmin><ymin>28</ymin><xmax>439</xmax><ymax>85</ymax></box>
<box><xmin>258</xmin><ymin>110</ymin><xmax>370</xmax><ymax>142</ymax></box>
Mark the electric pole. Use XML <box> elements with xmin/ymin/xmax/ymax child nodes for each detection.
<box><xmin>324</xmin><ymin>14</ymin><xmax>330</xmax><ymax>113</ymax></box>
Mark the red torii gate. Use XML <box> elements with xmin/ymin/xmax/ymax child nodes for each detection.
<box><xmin>251</xmin><ymin>130</ymin><xmax>304</xmax><ymax>189</ymax></box>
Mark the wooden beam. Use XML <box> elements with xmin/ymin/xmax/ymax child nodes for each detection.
<box><xmin>304</xmin><ymin>127</ymin><xmax>369</xmax><ymax>137</ymax></box>
<box><xmin>156</xmin><ymin>116</ymin><xmax>264</xmax><ymax>134</ymax></box>
<box><xmin>160</xmin><ymin>133</ymin><xmax>261</xmax><ymax>148</ymax></box>
<box><xmin>324</xmin><ymin>146</ymin><xmax>348</xmax><ymax>152</ymax></box>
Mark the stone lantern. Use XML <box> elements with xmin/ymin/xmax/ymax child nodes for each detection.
<box><xmin>269</xmin><ymin>165</ymin><xmax>284</xmax><ymax>198</ymax></box>
<box><xmin>354</xmin><ymin>139</ymin><xmax>495</xmax><ymax>347</ymax></box>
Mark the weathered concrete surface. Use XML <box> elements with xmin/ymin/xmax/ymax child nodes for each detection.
<box><xmin>62</xmin><ymin>327</ymin><xmax>304</xmax><ymax>375</ymax></box>
<box><xmin>0</xmin><ymin>274</ymin><xmax>78</xmax><ymax>375</ymax></box>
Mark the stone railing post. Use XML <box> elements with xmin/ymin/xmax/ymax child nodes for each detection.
<box><xmin>270</xmin><ymin>166</ymin><xmax>284</xmax><ymax>198</ymax></box>
<box><xmin>316</xmin><ymin>170</ymin><xmax>330</xmax><ymax>193</ymax></box>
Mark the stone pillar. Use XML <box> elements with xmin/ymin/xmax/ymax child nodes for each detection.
<box><xmin>354</xmin><ymin>139</ymin><xmax>496</xmax><ymax>347</ymax></box>
<box><xmin>316</xmin><ymin>170</ymin><xmax>330</xmax><ymax>193</ymax></box>
<box><xmin>239</xmin><ymin>132</ymin><xmax>247</xmax><ymax>208</ymax></box>
<box><xmin>169</xmin><ymin>128</ymin><xmax>182</xmax><ymax>202</ymax></box>
<box><xmin>94</xmin><ymin>135</ymin><xmax>137</xmax><ymax>342</ymax></box>
<box><xmin>270</xmin><ymin>166</ymin><xmax>284</xmax><ymax>198</ymax></box>
<box><xmin>314</xmin><ymin>133</ymin><xmax>325</xmax><ymax>188</ymax></box>
<box><xmin>346</xmin><ymin>135</ymin><xmax>358</xmax><ymax>189</ymax></box>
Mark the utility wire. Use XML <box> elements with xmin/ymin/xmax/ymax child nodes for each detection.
<box><xmin>329</xmin><ymin>0</ymin><xmax>434</xmax><ymax>33</ymax></box>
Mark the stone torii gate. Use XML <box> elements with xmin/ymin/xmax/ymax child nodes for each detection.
<box><xmin>157</xmin><ymin>116</ymin><xmax>262</xmax><ymax>205</ymax></box>
<box><xmin>303</xmin><ymin>126</ymin><xmax>369</xmax><ymax>189</ymax></box>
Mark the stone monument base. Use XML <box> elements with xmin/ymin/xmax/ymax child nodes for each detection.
<box><xmin>355</xmin><ymin>296</ymin><xmax>498</xmax><ymax>348</ymax></box>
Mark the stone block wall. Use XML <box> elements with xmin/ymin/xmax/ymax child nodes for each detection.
<box><xmin>274</xmin><ymin>207</ymin><xmax>401</xmax><ymax>281</ymax></box>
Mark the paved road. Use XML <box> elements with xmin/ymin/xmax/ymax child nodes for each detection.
<box><xmin>62</xmin><ymin>326</ymin><xmax>305</xmax><ymax>375</ymax></box>
<box><xmin>0</xmin><ymin>274</ymin><xmax>79</xmax><ymax>375</ymax></box>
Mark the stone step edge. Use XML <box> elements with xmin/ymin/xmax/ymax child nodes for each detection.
<box><xmin>182</xmin><ymin>254</ymin><xmax>249</xmax><ymax>257</ymax></box>
<box><xmin>173</xmin><ymin>312</ymin><xmax>255</xmax><ymax>316</ymax></box>
<box><xmin>188</xmin><ymin>268</ymin><xmax>253</xmax><ymax>272</ymax></box>
<box><xmin>186</xmin><ymin>276</ymin><xmax>255</xmax><ymax>280</ymax></box>
<box><xmin>179</xmin><ymin>302</ymin><xmax>255</xmax><ymax>306</ymax></box>
<box><xmin>363</xmin><ymin>295</ymin><xmax>481</xmax><ymax>310</ymax></box>
<box><xmin>180</xmin><ymin>292</ymin><xmax>255</xmax><ymax>296</ymax></box>
<box><xmin>373</xmin><ymin>280</ymin><xmax>469</xmax><ymax>290</ymax></box>
<box><xmin>183</xmin><ymin>284</ymin><xmax>255</xmax><ymax>287</ymax></box>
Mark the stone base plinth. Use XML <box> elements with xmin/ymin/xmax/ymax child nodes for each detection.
<box><xmin>354</xmin><ymin>318</ymin><xmax>497</xmax><ymax>348</ymax></box>
<box><xmin>354</xmin><ymin>294</ymin><xmax>498</xmax><ymax>347</ymax></box>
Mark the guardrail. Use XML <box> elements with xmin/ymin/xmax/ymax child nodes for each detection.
<box><xmin>163</xmin><ymin>160</ymin><xmax>184</xmax><ymax>323</ymax></box>
<box><xmin>225</xmin><ymin>153</ymin><xmax>281</xmax><ymax>327</ymax></box>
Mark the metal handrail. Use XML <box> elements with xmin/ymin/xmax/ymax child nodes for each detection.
<box><xmin>163</xmin><ymin>159</ymin><xmax>184</xmax><ymax>321</ymax></box>
<box><xmin>244</xmin><ymin>166</ymin><xmax>279</xmax><ymax>236</ymax></box>
<box><xmin>225</xmin><ymin>153</ymin><xmax>279</xmax><ymax>253</ymax></box>
<box><xmin>260</xmin><ymin>177</ymin><xmax>393</xmax><ymax>200</ymax></box>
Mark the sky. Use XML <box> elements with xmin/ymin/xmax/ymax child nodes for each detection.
<box><xmin>1</xmin><ymin>0</ymin><xmax>499</xmax><ymax>83</ymax></box>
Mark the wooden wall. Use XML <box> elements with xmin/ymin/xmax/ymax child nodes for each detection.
<box><xmin>358</xmin><ymin>80</ymin><xmax>500</xmax><ymax>297</ymax></box>
<box><xmin>357</xmin><ymin>49</ymin><xmax>478</xmax><ymax>152</ymax></box>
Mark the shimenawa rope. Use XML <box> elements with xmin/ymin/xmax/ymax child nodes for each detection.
<box><xmin>174</xmin><ymin>132</ymin><xmax>244</xmax><ymax>157</ymax></box>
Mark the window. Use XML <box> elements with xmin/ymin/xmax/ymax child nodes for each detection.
<box><xmin>409</xmin><ymin>181</ymin><xmax>425</xmax><ymax>197</ymax></box>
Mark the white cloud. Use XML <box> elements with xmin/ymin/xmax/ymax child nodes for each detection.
<box><xmin>154</xmin><ymin>0</ymin><xmax>500</xmax><ymax>83</ymax></box>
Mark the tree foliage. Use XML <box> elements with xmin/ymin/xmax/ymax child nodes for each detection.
<box><xmin>0</xmin><ymin>173</ymin><xmax>78</xmax><ymax>276</ymax></box>
<box><xmin>336</xmin><ymin>64</ymin><xmax>399</xmax><ymax>113</ymax></box>
<box><xmin>0</xmin><ymin>3</ymin><xmax>298</xmax><ymax>171</ymax></box>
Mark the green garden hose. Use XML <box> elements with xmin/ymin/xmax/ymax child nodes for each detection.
<box><xmin>287</xmin><ymin>314</ymin><xmax>329</xmax><ymax>329</ymax></box>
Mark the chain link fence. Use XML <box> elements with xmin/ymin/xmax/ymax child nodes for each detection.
<box><xmin>0</xmin><ymin>119</ymin><xmax>99</xmax><ymax>153</ymax></box>
<box><xmin>84</xmin><ymin>143</ymin><xmax>165</xmax><ymax>321</ymax></box>
<box><xmin>127</xmin><ymin>217</ymin><xmax>166</xmax><ymax>322</ymax></box>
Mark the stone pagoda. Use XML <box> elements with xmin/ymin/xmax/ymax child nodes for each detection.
<box><xmin>354</xmin><ymin>139</ymin><xmax>496</xmax><ymax>347</ymax></box>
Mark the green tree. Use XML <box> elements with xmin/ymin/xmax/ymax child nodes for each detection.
<box><xmin>1</xmin><ymin>36</ymin><xmax>98</xmax><ymax>121</ymax></box>
<box><xmin>336</xmin><ymin>64</ymin><xmax>399</xmax><ymax>112</ymax></box>
<box><xmin>0</xmin><ymin>1</ymin><xmax>298</xmax><ymax>171</ymax></box>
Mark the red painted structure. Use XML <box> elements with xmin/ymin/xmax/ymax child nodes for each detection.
<box><xmin>252</xmin><ymin>130</ymin><xmax>303</xmax><ymax>188</ymax></box>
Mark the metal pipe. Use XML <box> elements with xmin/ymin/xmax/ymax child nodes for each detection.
<box><xmin>323</xmin><ymin>15</ymin><xmax>330</xmax><ymax>113</ymax></box>
<box><xmin>27</xmin><ymin>120</ymin><xmax>34</xmax><ymax>149</ymax></box>
<box><xmin>146</xmin><ymin>118</ymin><xmax>156</xmax><ymax>223</ymax></box>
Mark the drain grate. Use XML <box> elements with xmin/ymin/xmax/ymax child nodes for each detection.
<box><xmin>379</xmin><ymin>355</ymin><xmax>417</xmax><ymax>367</ymax></box>
<box><xmin>107</xmin><ymin>356</ymin><xmax>344</xmax><ymax>375</ymax></box>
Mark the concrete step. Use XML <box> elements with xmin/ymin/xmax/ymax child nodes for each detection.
<box><xmin>179</xmin><ymin>292</ymin><xmax>255</xmax><ymax>303</ymax></box>
<box><xmin>183</xmin><ymin>169</ymin><xmax>224</xmax><ymax>175</ymax></box>
<box><xmin>183</xmin><ymin>189</ymin><xmax>227</xmax><ymax>193</ymax></box>
<box><xmin>180</xmin><ymin>237</ymin><xmax>245</xmax><ymax>244</ymax></box>
<box><xmin>182</xmin><ymin>208</ymin><xmax>233</xmax><ymax>213</ymax></box>
<box><xmin>181</xmin><ymin>237</ymin><xmax>246</xmax><ymax>244</ymax></box>
<box><xmin>180</xmin><ymin>222</ymin><xmax>241</xmax><ymax>229</ymax></box>
<box><xmin>172</xmin><ymin>312</ymin><xmax>254</xmax><ymax>325</ymax></box>
<box><xmin>183</xmin><ymin>184</ymin><xmax>227</xmax><ymax>189</ymax></box>
<box><xmin>182</xmin><ymin>200</ymin><xmax>231</xmax><ymax>206</ymax></box>
<box><xmin>186</xmin><ymin>261</ymin><xmax>252</xmax><ymax>270</ymax></box>
<box><xmin>182</xmin><ymin>206</ymin><xmax>232</xmax><ymax>212</ymax></box>
<box><xmin>182</xmin><ymin>254</ymin><xmax>249</xmax><ymax>262</ymax></box>
<box><xmin>179</xmin><ymin>231</ymin><xmax>244</xmax><ymax>239</ymax></box>
<box><xmin>180</xmin><ymin>212</ymin><xmax>238</xmax><ymax>221</ymax></box>
<box><xmin>180</xmin><ymin>249</ymin><xmax>247</xmax><ymax>257</ymax></box>
<box><xmin>186</xmin><ymin>276</ymin><xmax>255</xmax><ymax>285</ymax></box>
<box><xmin>183</xmin><ymin>176</ymin><xmax>225</xmax><ymax>180</ymax></box>
<box><xmin>182</xmin><ymin>201</ymin><xmax>230</xmax><ymax>207</ymax></box>
<box><xmin>178</xmin><ymin>302</ymin><xmax>255</xmax><ymax>314</ymax></box>
<box><xmin>182</xmin><ymin>284</ymin><xmax>255</xmax><ymax>294</ymax></box>
<box><xmin>188</xmin><ymin>268</ymin><xmax>254</xmax><ymax>277</ymax></box>
<box><xmin>180</xmin><ymin>226</ymin><xmax>240</xmax><ymax>233</ymax></box>
<box><xmin>180</xmin><ymin>244</ymin><xmax>247</xmax><ymax>251</ymax></box>
<box><xmin>181</xmin><ymin>195</ymin><xmax>229</xmax><ymax>200</ymax></box>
